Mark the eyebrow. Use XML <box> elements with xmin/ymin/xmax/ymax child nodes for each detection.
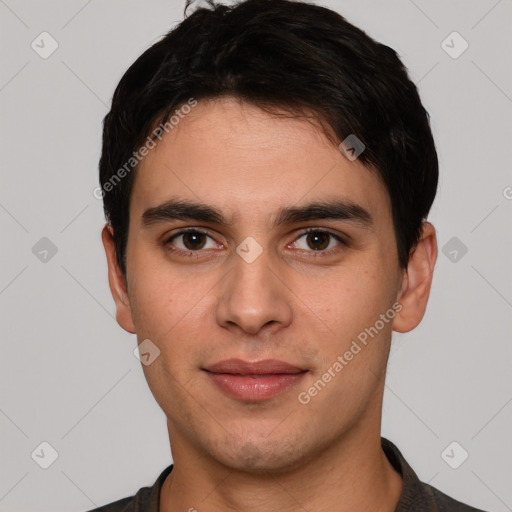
<box><xmin>141</xmin><ymin>198</ymin><xmax>373</xmax><ymax>229</ymax></box>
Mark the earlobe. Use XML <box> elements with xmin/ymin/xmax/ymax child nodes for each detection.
<box><xmin>101</xmin><ymin>225</ymin><xmax>136</xmax><ymax>334</ymax></box>
<box><xmin>392</xmin><ymin>222</ymin><xmax>438</xmax><ymax>333</ymax></box>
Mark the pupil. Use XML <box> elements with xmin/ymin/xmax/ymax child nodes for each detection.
<box><xmin>184</xmin><ymin>232</ymin><xmax>206</xmax><ymax>250</ymax></box>
<box><xmin>307</xmin><ymin>232</ymin><xmax>329</xmax><ymax>250</ymax></box>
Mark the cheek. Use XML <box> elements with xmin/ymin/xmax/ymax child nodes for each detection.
<box><xmin>128</xmin><ymin>275</ymin><xmax>175</xmax><ymax>341</ymax></box>
<box><xmin>303</xmin><ymin>265</ymin><xmax>392</xmax><ymax>335</ymax></box>
<box><xmin>127</xmin><ymin>259</ymin><xmax>215</xmax><ymax>370</ymax></box>
<box><xmin>126</xmin><ymin>245</ymin><xmax>196</xmax><ymax>337</ymax></box>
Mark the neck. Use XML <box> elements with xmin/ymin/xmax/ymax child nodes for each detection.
<box><xmin>160</xmin><ymin>409</ymin><xmax>402</xmax><ymax>512</ymax></box>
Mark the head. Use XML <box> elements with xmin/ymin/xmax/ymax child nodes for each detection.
<box><xmin>100</xmin><ymin>0</ymin><xmax>438</xmax><ymax>472</ymax></box>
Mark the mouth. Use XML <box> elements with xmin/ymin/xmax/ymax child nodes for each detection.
<box><xmin>202</xmin><ymin>359</ymin><xmax>309</xmax><ymax>401</ymax></box>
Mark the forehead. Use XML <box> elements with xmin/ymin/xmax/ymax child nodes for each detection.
<box><xmin>130</xmin><ymin>97</ymin><xmax>391</xmax><ymax>225</ymax></box>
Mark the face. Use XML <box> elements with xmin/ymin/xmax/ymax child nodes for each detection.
<box><xmin>105</xmin><ymin>97</ymin><xmax>416</xmax><ymax>473</ymax></box>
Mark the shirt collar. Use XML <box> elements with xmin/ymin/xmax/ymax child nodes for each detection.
<box><xmin>144</xmin><ymin>437</ymin><xmax>434</xmax><ymax>512</ymax></box>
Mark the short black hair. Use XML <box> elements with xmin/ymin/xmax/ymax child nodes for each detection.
<box><xmin>99</xmin><ymin>0</ymin><xmax>438</xmax><ymax>274</ymax></box>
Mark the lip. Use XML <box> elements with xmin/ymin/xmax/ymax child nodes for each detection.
<box><xmin>204</xmin><ymin>358</ymin><xmax>306</xmax><ymax>375</ymax></box>
<box><xmin>203</xmin><ymin>359</ymin><xmax>308</xmax><ymax>401</ymax></box>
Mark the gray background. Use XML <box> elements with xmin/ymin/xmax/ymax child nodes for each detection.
<box><xmin>1</xmin><ymin>0</ymin><xmax>511</xmax><ymax>511</ymax></box>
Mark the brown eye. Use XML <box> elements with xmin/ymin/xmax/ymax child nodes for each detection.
<box><xmin>182</xmin><ymin>232</ymin><xmax>207</xmax><ymax>250</ymax></box>
<box><xmin>292</xmin><ymin>229</ymin><xmax>345</xmax><ymax>253</ymax></box>
<box><xmin>306</xmin><ymin>232</ymin><xmax>330</xmax><ymax>250</ymax></box>
<box><xmin>167</xmin><ymin>230</ymin><xmax>218</xmax><ymax>252</ymax></box>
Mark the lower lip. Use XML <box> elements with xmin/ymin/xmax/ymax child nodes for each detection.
<box><xmin>204</xmin><ymin>371</ymin><xmax>307</xmax><ymax>401</ymax></box>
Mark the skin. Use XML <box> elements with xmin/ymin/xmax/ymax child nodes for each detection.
<box><xmin>102</xmin><ymin>96</ymin><xmax>437</xmax><ymax>512</ymax></box>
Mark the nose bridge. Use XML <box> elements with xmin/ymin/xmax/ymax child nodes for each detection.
<box><xmin>215</xmin><ymin>242</ymin><xmax>292</xmax><ymax>334</ymax></box>
<box><xmin>230</xmin><ymin>245</ymin><xmax>277</xmax><ymax>308</ymax></box>
<box><xmin>236</xmin><ymin>247</ymin><xmax>272</xmax><ymax>290</ymax></box>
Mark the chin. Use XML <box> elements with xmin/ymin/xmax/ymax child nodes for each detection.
<box><xmin>205</xmin><ymin>429</ymin><xmax>312</xmax><ymax>474</ymax></box>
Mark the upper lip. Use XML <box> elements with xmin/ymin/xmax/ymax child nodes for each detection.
<box><xmin>203</xmin><ymin>358</ymin><xmax>306</xmax><ymax>375</ymax></box>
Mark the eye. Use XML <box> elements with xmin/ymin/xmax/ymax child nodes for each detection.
<box><xmin>291</xmin><ymin>229</ymin><xmax>345</xmax><ymax>252</ymax></box>
<box><xmin>166</xmin><ymin>229</ymin><xmax>219</xmax><ymax>252</ymax></box>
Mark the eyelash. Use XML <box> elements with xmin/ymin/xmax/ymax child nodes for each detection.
<box><xmin>290</xmin><ymin>228</ymin><xmax>347</xmax><ymax>258</ymax></box>
<box><xmin>163</xmin><ymin>227</ymin><xmax>347</xmax><ymax>259</ymax></box>
<box><xmin>163</xmin><ymin>228</ymin><xmax>215</xmax><ymax>259</ymax></box>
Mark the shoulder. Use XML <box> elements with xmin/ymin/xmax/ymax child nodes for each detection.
<box><xmin>418</xmin><ymin>482</ymin><xmax>487</xmax><ymax>512</ymax></box>
<box><xmin>85</xmin><ymin>496</ymin><xmax>134</xmax><ymax>512</ymax></box>
<box><xmin>83</xmin><ymin>465</ymin><xmax>173</xmax><ymax>512</ymax></box>
<box><xmin>381</xmin><ymin>438</ymin><xmax>488</xmax><ymax>512</ymax></box>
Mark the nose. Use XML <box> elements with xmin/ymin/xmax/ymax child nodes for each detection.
<box><xmin>215</xmin><ymin>248</ymin><xmax>293</xmax><ymax>336</ymax></box>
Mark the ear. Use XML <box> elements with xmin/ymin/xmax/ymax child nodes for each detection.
<box><xmin>101</xmin><ymin>224</ymin><xmax>136</xmax><ymax>334</ymax></box>
<box><xmin>393</xmin><ymin>222</ymin><xmax>438</xmax><ymax>333</ymax></box>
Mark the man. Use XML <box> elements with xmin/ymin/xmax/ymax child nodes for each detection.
<box><xmin>92</xmin><ymin>0</ymin><xmax>485</xmax><ymax>510</ymax></box>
